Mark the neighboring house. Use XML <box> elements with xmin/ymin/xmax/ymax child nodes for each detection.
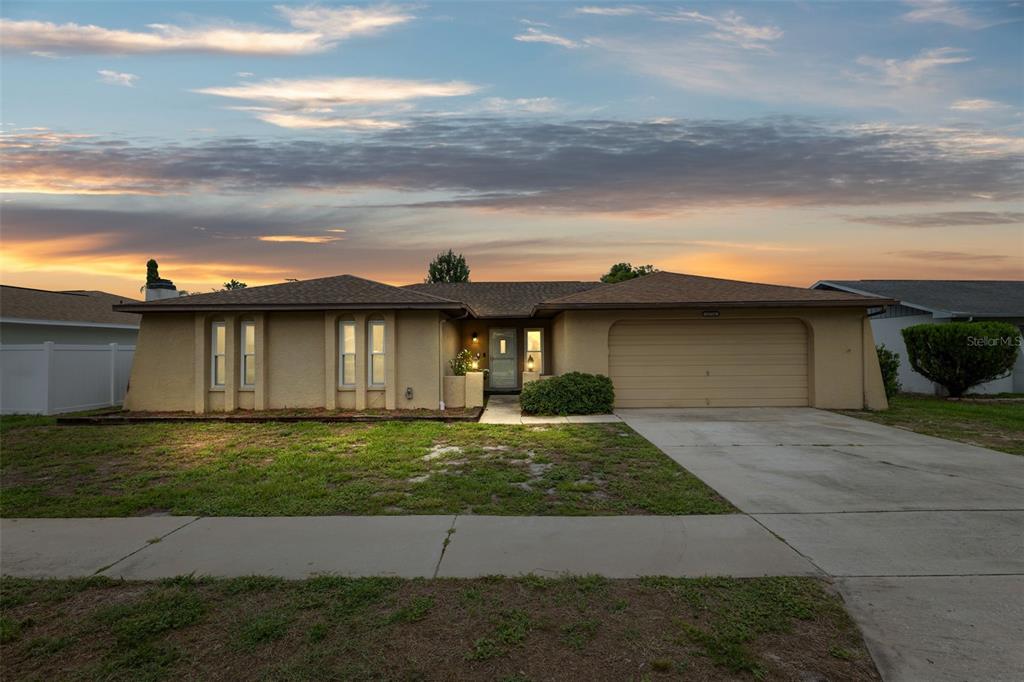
<box><xmin>0</xmin><ymin>286</ymin><xmax>140</xmax><ymax>414</ymax></box>
<box><xmin>0</xmin><ymin>286</ymin><xmax>140</xmax><ymax>344</ymax></box>
<box><xmin>812</xmin><ymin>280</ymin><xmax>1024</xmax><ymax>395</ymax></box>
<box><xmin>116</xmin><ymin>271</ymin><xmax>891</xmax><ymax>413</ymax></box>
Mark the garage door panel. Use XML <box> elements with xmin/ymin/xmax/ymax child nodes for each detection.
<box><xmin>609</xmin><ymin>320</ymin><xmax>809</xmax><ymax>408</ymax></box>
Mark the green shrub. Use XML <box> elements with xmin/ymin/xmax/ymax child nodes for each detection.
<box><xmin>876</xmin><ymin>344</ymin><xmax>901</xmax><ymax>399</ymax></box>
<box><xmin>902</xmin><ymin>322</ymin><xmax>1021</xmax><ymax>397</ymax></box>
<box><xmin>519</xmin><ymin>372</ymin><xmax>614</xmax><ymax>415</ymax></box>
<box><xmin>449</xmin><ymin>349</ymin><xmax>473</xmax><ymax>376</ymax></box>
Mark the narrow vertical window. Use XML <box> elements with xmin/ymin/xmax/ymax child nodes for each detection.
<box><xmin>241</xmin><ymin>321</ymin><xmax>256</xmax><ymax>388</ymax></box>
<box><xmin>211</xmin><ymin>321</ymin><xmax>226</xmax><ymax>387</ymax></box>
<box><xmin>339</xmin><ymin>320</ymin><xmax>356</xmax><ymax>387</ymax></box>
<box><xmin>526</xmin><ymin>329</ymin><xmax>543</xmax><ymax>374</ymax></box>
<box><xmin>369</xmin><ymin>319</ymin><xmax>385</xmax><ymax>387</ymax></box>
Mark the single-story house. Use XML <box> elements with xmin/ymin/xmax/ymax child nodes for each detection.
<box><xmin>1</xmin><ymin>285</ymin><xmax>140</xmax><ymax>414</ymax></box>
<box><xmin>812</xmin><ymin>280</ymin><xmax>1024</xmax><ymax>395</ymax></box>
<box><xmin>114</xmin><ymin>271</ymin><xmax>892</xmax><ymax>413</ymax></box>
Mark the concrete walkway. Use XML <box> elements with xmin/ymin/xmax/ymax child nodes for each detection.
<box><xmin>617</xmin><ymin>407</ymin><xmax>1024</xmax><ymax>682</ymax></box>
<box><xmin>479</xmin><ymin>394</ymin><xmax>620</xmax><ymax>424</ymax></box>
<box><xmin>0</xmin><ymin>513</ymin><xmax>816</xmax><ymax>580</ymax></box>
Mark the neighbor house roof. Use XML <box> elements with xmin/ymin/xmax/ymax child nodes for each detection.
<box><xmin>115</xmin><ymin>275</ymin><xmax>463</xmax><ymax>313</ymax></box>
<box><xmin>1</xmin><ymin>286</ymin><xmax>141</xmax><ymax>327</ymax></box>
<box><xmin>812</xmin><ymin>280</ymin><xmax>1024</xmax><ymax>318</ymax></box>
<box><xmin>536</xmin><ymin>271</ymin><xmax>892</xmax><ymax>311</ymax></box>
<box><xmin>405</xmin><ymin>281</ymin><xmax>601</xmax><ymax>318</ymax></box>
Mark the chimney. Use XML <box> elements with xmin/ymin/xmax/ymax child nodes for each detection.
<box><xmin>146</xmin><ymin>277</ymin><xmax>178</xmax><ymax>301</ymax></box>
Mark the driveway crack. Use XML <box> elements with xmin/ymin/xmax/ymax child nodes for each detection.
<box><xmin>432</xmin><ymin>514</ymin><xmax>458</xmax><ymax>578</ymax></box>
<box><xmin>94</xmin><ymin>516</ymin><xmax>203</xmax><ymax>576</ymax></box>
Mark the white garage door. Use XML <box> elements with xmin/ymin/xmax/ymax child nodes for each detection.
<box><xmin>609</xmin><ymin>319</ymin><xmax>809</xmax><ymax>407</ymax></box>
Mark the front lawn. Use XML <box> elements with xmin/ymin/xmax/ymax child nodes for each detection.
<box><xmin>840</xmin><ymin>394</ymin><xmax>1024</xmax><ymax>456</ymax></box>
<box><xmin>0</xmin><ymin>419</ymin><xmax>733</xmax><ymax>517</ymax></box>
<box><xmin>0</xmin><ymin>575</ymin><xmax>878</xmax><ymax>681</ymax></box>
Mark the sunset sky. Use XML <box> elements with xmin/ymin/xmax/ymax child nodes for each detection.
<box><xmin>1</xmin><ymin>0</ymin><xmax>1021</xmax><ymax>298</ymax></box>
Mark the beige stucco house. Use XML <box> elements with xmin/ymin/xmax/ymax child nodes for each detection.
<box><xmin>114</xmin><ymin>271</ymin><xmax>892</xmax><ymax>413</ymax></box>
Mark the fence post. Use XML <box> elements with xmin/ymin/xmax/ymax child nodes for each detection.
<box><xmin>43</xmin><ymin>341</ymin><xmax>55</xmax><ymax>415</ymax></box>
<box><xmin>109</xmin><ymin>343</ymin><xmax>119</xmax><ymax>407</ymax></box>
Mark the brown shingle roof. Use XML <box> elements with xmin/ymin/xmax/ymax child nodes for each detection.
<box><xmin>537</xmin><ymin>271</ymin><xmax>892</xmax><ymax>310</ymax></box>
<box><xmin>114</xmin><ymin>274</ymin><xmax>463</xmax><ymax>313</ymax></box>
<box><xmin>405</xmin><ymin>281</ymin><xmax>601</xmax><ymax>317</ymax></box>
<box><xmin>1</xmin><ymin>286</ymin><xmax>140</xmax><ymax>326</ymax></box>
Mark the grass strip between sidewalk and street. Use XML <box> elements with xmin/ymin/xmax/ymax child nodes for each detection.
<box><xmin>0</xmin><ymin>574</ymin><xmax>878</xmax><ymax>681</ymax></box>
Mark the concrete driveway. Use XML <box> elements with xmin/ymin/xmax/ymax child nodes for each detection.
<box><xmin>618</xmin><ymin>407</ymin><xmax>1024</xmax><ymax>682</ymax></box>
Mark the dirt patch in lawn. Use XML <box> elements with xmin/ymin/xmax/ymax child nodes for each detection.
<box><xmin>1</xmin><ymin>575</ymin><xmax>878</xmax><ymax>681</ymax></box>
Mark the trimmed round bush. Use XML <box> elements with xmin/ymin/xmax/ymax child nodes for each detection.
<box><xmin>519</xmin><ymin>372</ymin><xmax>615</xmax><ymax>415</ymax></box>
<box><xmin>901</xmin><ymin>321</ymin><xmax>1021</xmax><ymax>397</ymax></box>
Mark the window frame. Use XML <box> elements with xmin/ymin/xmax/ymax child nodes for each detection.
<box><xmin>338</xmin><ymin>319</ymin><xmax>356</xmax><ymax>388</ymax></box>
<box><xmin>368</xmin><ymin>319</ymin><xmax>386</xmax><ymax>387</ymax></box>
<box><xmin>524</xmin><ymin>327</ymin><xmax>543</xmax><ymax>374</ymax></box>
<box><xmin>240</xmin><ymin>320</ymin><xmax>256</xmax><ymax>389</ymax></box>
<box><xmin>210</xmin><ymin>321</ymin><xmax>226</xmax><ymax>389</ymax></box>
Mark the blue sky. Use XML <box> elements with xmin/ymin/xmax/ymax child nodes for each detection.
<box><xmin>1</xmin><ymin>1</ymin><xmax>1021</xmax><ymax>296</ymax></box>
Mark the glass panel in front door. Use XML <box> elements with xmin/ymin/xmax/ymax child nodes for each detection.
<box><xmin>489</xmin><ymin>328</ymin><xmax>517</xmax><ymax>388</ymax></box>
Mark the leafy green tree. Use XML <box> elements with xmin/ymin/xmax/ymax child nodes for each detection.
<box><xmin>600</xmin><ymin>262</ymin><xmax>657</xmax><ymax>284</ymax></box>
<box><xmin>902</xmin><ymin>322</ymin><xmax>1021</xmax><ymax>397</ymax></box>
<box><xmin>222</xmin><ymin>279</ymin><xmax>247</xmax><ymax>290</ymax></box>
<box><xmin>426</xmin><ymin>250</ymin><xmax>470</xmax><ymax>283</ymax></box>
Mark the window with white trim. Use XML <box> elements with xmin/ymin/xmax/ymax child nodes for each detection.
<box><xmin>369</xmin><ymin>319</ymin><xmax>385</xmax><ymax>387</ymax></box>
<box><xmin>525</xmin><ymin>328</ymin><xmax>543</xmax><ymax>374</ymax></box>
<box><xmin>241</xmin><ymin>321</ymin><xmax>256</xmax><ymax>388</ymax></box>
<box><xmin>339</xmin><ymin>320</ymin><xmax>356</xmax><ymax>387</ymax></box>
<box><xmin>211</xmin><ymin>321</ymin><xmax>226</xmax><ymax>387</ymax></box>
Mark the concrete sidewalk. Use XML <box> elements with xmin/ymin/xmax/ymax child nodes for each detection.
<box><xmin>0</xmin><ymin>513</ymin><xmax>817</xmax><ymax>580</ymax></box>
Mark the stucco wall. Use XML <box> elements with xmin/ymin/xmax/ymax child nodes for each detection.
<box><xmin>266</xmin><ymin>312</ymin><xmax>325</xmax><ymax>409</ymax></box>
<box><xmin>123</xmin><ymin>313</ymin><xmax>194</xmax><ymax>411</ymax></box>
<box><xmin>127</xmin><ymin>309</ymin><xmax>446</xmax><ymax>412</ymax></box>
<box><xmin>395</xmin><ymin>310</ymin><xmax>442</xmax><ymax>409</ymax></box>
<box><xmin>555</xmin><ymin>307</ymin><xmax>886</xmax><ymax>410</ymax></box>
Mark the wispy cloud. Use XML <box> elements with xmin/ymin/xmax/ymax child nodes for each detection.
<box><xmin>855</xmin><ymin>47</ymin><xmax>972</xmax><ymax>85</ymax></box>
<box><xmin>197</xmin><ymin>76</ymin><xmax>479</xmax><ymax>129</ymax></box>
<box><xmin>257</xmin><ymin>234</ymin><xmax>344</xmax><ymax>243</ymax></box>
<box><xmin>845</xmin><ymin>211</ymin><xmax>1024</xmax><ymax>228</ymax></box>
<box><xmin>97</xmin><ymin>69</ymin><xmax>138</xmax><ymax>87</ymax></box>
<box><xmin>514</xmin><ymin>27</ymin><xmax>582</xmax><ymax>49</ymax></box>
<box><xmin>888</xmin><ymin>249</ymin><xmax>1008</xmax><ymax>262</ymax></box>
<box><xmin>3</xmin><ymin>118</ymin><xmax>1019</xmax><ymax>212</ymax></box>
<box><xmin>575</xmin><ymin>6</ymin><xmax>649</xmax><ymax>16</ymax></box>
<box><xmin>901</xmin><ymin>0</ymin><xmax>992</xmax><ymax>29</ymax></box>
<box><xmin>478</xmin><ymin>97</ymin><xmax>561</xmax><ymax>114</ymax></box>
<box><xmin>950</xmin><ymin>98</ymin><xmax>1007</xmax><ymax>111</ymax></box>
<box><xmin>0</xmin><ymin>5</ymin><xmax>413</xmax><ymax>56</ymax></box>
<box><xmin>660</xmin><ymin>9</ymin><xmax>782</xmax><ymax>50</ymax></box>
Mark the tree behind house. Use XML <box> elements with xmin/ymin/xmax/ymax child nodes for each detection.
<box><xmin>600</xmin><ymin>262</ymin><xmax>657</xmax><ymax>284</ymax></box>
<box><xmin>426</xmin><ymin>250</ymin><xmax>470</xmax><ymax>283</ymax></box>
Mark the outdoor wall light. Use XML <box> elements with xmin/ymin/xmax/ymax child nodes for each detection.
<box><xmin>527</xmin><ymin>354</ymin><xmax>535</xmax><ymax>371</ymax></box>
<box><xmin>471</xmin><ymin>332</ymin><xmax>479</xmax><ymax>344</ymax></box>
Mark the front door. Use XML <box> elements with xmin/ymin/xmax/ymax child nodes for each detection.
<box><xmin>488</xmin><ymin>328</ymin><xmax>517</xmax><ymax>389</ymax></box>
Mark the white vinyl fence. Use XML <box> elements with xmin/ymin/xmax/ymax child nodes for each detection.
<box><xmin>0</xmin><ymin>342</ymin><xmax>135</xmax><ymax>415</ymax></box>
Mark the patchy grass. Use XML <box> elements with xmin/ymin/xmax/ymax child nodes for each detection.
<box><xmin>840</xmin><ymin>394</ymin><xmax>1024</xmax><ymax>456</ymax></box>
<box><xmin>0</xmin><ymin>575</ymin><xmax>878</xmax><ymax>681</ymax></box>
<box><xmin>0</xmin><ymin>421</ymin><xmax>733</xmax><ymax>517</ymax></box>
